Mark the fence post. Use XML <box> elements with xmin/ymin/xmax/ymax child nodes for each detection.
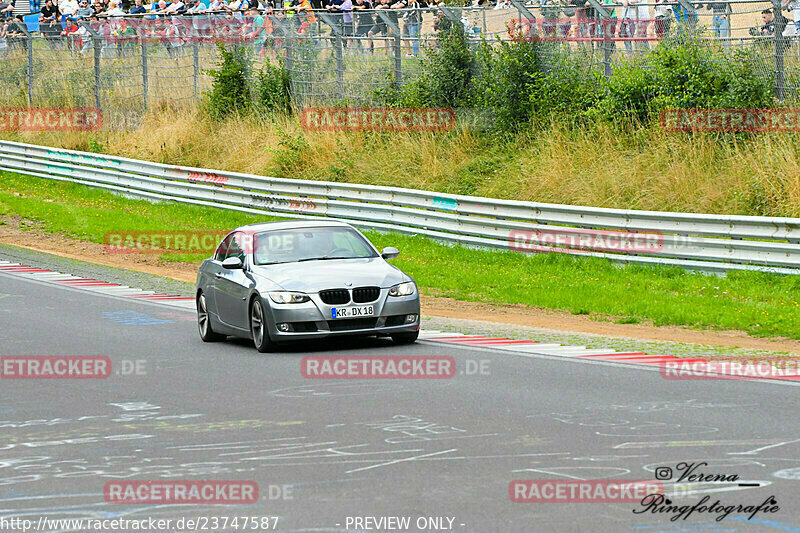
<box><xmin>141</xmin><ymin>40</ymin><xmax>148</xmax><ymax>110</ymax></box>
<box><xmin>335</xmin><ymin>34</ymin><xmax>344</xmax><ymax>100</ymax></box>
<box><xmin>319</xmin><ymin>12</ymin><xmax>345</xmax><ymax>101</ymax></box>
<box><xmin>507</xmin><ymin>0</ymin><xmax>536</xmax><ymax>29</ymax></box>
<box><xmin>93</xmin><ymin>35</ymin><xmax>102</xmax><ymax>111</ymax></box>
<box><xmin>676</xmin><ymin>0</ymin><xmax>698</xmax><ymax>31</ymax></box>
<box><xmin>192</xmin><ymin>42</ymin><xmax>200</xmax><ymax>104</ymax></box>
<box><xmin>377</xmin><ymin>11</ymin><xmax>401</xmax><ymax>89</ymax></box>
<box><xmin>269</xmin><ymin>16</ymin><xmax>295</xmax><ymax>103</ymax></box>
<box><xmin>773</xmin><ymin>0</ymin><xmax>786</xmax><ymax>100</ymax></box>
<box><xmin>587</xmin><ymin>0</ymin><xmax>613</xmax><ymax>79</ymax></box>
<box><xmin>13</xmin><ymin>21</ymin><xmax>33</xmax><ymax>105</ymax></box>
<box><xmin>79</xmin><ymin>21</ymin><xmax>102</xmax><ymax>110</ymax></box>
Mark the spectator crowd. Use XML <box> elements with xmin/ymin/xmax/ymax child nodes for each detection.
<box><xmin>0</xmin><ymin>0</ymin><xmax>794</xmax><ymax>59</ymax></box>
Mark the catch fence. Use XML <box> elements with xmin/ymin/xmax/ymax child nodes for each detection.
<box><xmin>0</xmin><ymin>0</ymin><xmax>797</xmax><ymax>124</ymax></box>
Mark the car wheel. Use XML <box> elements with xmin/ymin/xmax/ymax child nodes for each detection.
<box><xmin>391</xmin><ymin>331</ymin><xmax>419</xmax><ymax>345</ymax></box>
<box><xmin>250</xmin><ymin>298</ymin><xmax>276</xmax><ymax>353</ymax></box>
<box><xmin>197</xmin><ymin>292</ymin><xmax>225</xmax><ymax>342</ymax></box>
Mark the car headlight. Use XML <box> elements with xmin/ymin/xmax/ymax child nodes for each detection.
<box><xmin>388</xmin><ymin>281</ymin><xmax>415</xmax><ymax>297</ymax></box>
<box><xmin>268</xmin><ymin>291</ymin><xmax>310</xmax><ymax>304</ymax></box>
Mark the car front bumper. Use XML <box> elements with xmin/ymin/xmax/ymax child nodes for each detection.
<box><xmin>262</xmin><ymin>290</ymin><xmax>421</xmax><ymax>341</ymax></box>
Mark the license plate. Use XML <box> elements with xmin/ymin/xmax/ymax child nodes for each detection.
<box><xmin>331</xmin><ymin>306</ymin><xmax>375</xmax><ymax>319</ymax></box>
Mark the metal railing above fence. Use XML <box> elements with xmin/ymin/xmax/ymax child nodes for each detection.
<box><xmin>1</xmin><ymin>139</ymin><xmax>798</xmax><ymax>274</ymax></box>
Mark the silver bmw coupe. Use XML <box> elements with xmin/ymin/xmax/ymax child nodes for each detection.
<box><xmin>195</xmin><ymin>220</ymin><xmax>421</xmax><ymax>352</ymax></box>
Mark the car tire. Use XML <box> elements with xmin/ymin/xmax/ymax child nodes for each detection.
<box><xmin>391</xmin><ymin>331</ymin><xmax>419</xmax><ymax>345</ymax></box>
<box><xmin>250</xmin><ymin>297</ymin><xmax>276</xmax><ymax>353</ymax></box>
<box><xmin>197</xmin><ymin>292</ymin><xmax>225</xmax><ymax>342</ymax></box>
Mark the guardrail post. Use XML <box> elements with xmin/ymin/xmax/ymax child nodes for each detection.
<box><xmin>192</xmin><ymin>41</ymin><xmax>200</xmax><ymax>104</ymax></box>
<box><xmin>773</xmin><ymin>0</ymin><xmax>786</xmax><ymax>100</ymax></box>
<box><xmin>141</xmin><ymin>40</ymin><xmax>148</xmax><ymax>111</ymax></box>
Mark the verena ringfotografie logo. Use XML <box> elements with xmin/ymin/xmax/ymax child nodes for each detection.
<box><xmin>103</xmin><ymin>230</ymin><xmax>231</xmax><ymax>255</ymax></box>
<box><xmin>660</xmin><ymin>358</ymin><xmax>800</xmax><ymax>380</ymax></box>
<box><xmin>104</xmin><ymin>481</ymin><xmax>258</xmax><ymax>504</ymax></box>
<box><xmin>0</xmin><ymin>108</ymin><xmax>102</xmax><ymax>131</ymax></box>
<box><xmin>1</xmin><ymin>356</ymin><xmax>111</xmax><ymax>379</ymax></box>
<box><xmin>300</xmin><ymin>107</ymin><xmax>457</xmax><ymax>132</ymax></box>
<box><xmin>301</xmin><ymin>356</ymin><xmax>455</xmax><ymax>379</ymax></box>
<box><xmin>509</xmin><ymin>480</ymin><xmax>663</xmax><ymax>503</ymax></box>
<box><xmin>660</xmin><ymin>109</ymin><xmax>800</xmax><ymax>132</ymax></box>
<box><xmin>509</xmin><ymin>228</ymin><xmax>663</xmax><ymax>254</ymax></box>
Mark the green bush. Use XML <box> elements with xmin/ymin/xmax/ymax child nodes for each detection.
<box><xmin>397</xmin><ymin>24</ymin><xmax>478</xmax><ymax>108</ymax></box>
<box><xmin>203</xmin><ymin>44</ymin><xmax>251</xmax><ymax>120</ymax></box>
<box><xmin>531</xmin><ymin>57</ymin><xmax>602</xmax><ymax>125</ymax></box>
<box><xmin>595</xmin><ymin>37</ymin><xmax>774</xmax><ymax>123</ymax></box>
<box><xmin>256</xmin><ymin>60</ymin><xmax>292</xmax><ymax>114</ymax></box>
<box><xmin>475</xmin><ymin>38</ymin><xmax>543</xmax><ymax>130</ymax></box>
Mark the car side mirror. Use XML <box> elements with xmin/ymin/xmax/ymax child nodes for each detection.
<box><xmin>221</xmin><ymin>257</ymin><xmax>244</xmax><ymax>269</ymax></box>
<box><xmin>381</xmin><ymin>247</ymin><xmax>400</xmax><ymax>260</ymax></box>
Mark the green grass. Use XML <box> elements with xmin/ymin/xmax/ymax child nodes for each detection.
<box><xmin>1</xmin><ymin>170</ymin><xmax>799</xmax><ymax>339</ymax></box>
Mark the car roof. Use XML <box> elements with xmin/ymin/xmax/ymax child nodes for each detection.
<box><xmin>233</xmin><ymin>219</ymin><xmax>354</xmax><ymax>233</ymax></box>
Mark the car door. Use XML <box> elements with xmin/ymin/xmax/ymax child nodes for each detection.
<box><xmin>201</xmin><ymin>234</ymin><xmax>231</xmax><ymax>318</ymax></box>
<box><xmin>214</xmin><ymin>231</ymin><xmax>254</xmax><ymax>331</ymax></box>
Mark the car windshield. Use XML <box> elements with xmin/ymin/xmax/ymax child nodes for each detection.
<box><xmin>253</xmin><ymin>226</ymin><xmax>378</xmax><ymax>265</ymax></box>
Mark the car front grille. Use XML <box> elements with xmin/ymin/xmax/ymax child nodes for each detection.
<box><xmin>291</xmin><ymin>321</ymin><xmax>318</xmax><ymax>332</ymax></box>
<box><xmin>327</xmin><ymin>318</ymin><xmax>378</xmax><ymax>331</ymax></box>
<box><xmin>319</xmin><ymin>289</ymin><xmax>350</xmax><ymax>305</ymax></box>
<box><xmin>352</xmin><ymin>286</ymin><xmax>380</xmax><ymax>303</ymax></box>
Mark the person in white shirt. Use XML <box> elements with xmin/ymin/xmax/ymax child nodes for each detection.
<box><xmin>621</xmin><ymin>0</ymin><xmax>649</xmax><ymax>52</ymax></box>
<box><xmin>106</xmin><ymin>0</ymin><xmax>124</xmax><ymax>15</ymax></box>
<box><xmin>783</xmin><ymin>0</ymin><xmax>800</xmax><ymax>35</ymax></box>
<box><xmin>60</xmin><ymin>0</ymin><xmax>80</xmax><ymax>27</ymax></box>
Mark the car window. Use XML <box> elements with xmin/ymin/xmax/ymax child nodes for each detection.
<box><xmin>228</xmin><ymin>232</ymin><xmax>248</xmax><ymax>263</ymax></box>
<box><xmin>213</xmin><ymin>234</ymin><xmax>233</xmax><ymax>261</ymax></box>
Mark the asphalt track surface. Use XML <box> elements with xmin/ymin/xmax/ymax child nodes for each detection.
<box><xmin>2</xmin><ymin>259</ymin><xmax>800</xmax><ymax>532</ymax></box>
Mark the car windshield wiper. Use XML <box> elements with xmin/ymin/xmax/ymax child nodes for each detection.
<box><xmin>296</xmin><ymin>256</ymin><xmax>352</xmax><ymax>262</ymax></box>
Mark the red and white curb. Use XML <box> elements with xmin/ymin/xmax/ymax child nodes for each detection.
<box><xmin>0</xmin><ymin>261</ymin><xmax>195</xmax><ymax>310</ymax></box>
<box><xmin>420</xmin><ymin>331</ymin><xmax>800</xmax><ymax>381</ymax></box>
<box><xmin>419</xmin><ymin>331</ymin><xmax>644</xmax><ymax>357</ymax></box>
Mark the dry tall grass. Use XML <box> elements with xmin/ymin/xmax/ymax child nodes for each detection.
<box><xmin>5</xmin><ymin>107</ymin><xmax>800</xmax><ymax>217</ymax></box>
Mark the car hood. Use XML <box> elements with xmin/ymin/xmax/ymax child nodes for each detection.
<box><xmin>251</xmin><ymin>257</ymin><xmax>409</xmax><ymax>292</ymax></box>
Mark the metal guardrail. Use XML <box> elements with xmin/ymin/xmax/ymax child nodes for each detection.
<box><xmin>1</xmin><ymin>139</ymin><xmax>799</xmax><ymax>274</ymax></box>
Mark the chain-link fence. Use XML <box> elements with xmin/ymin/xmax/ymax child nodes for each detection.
<box><xmin>0</xmin><ymin>0</ymin><xmax>795</xmax><ymax>126</ymax></box>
